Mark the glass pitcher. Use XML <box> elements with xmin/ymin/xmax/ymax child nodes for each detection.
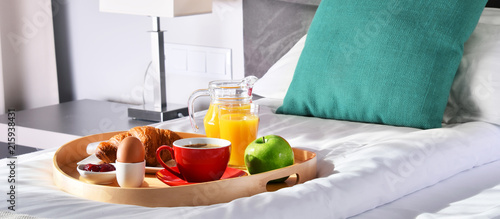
<box><xmin>188</xmin><ymin>76</ymin><xmax>258</xmax><ymax>137</ymax></box>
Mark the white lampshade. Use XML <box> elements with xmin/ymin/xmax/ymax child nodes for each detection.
<box><xmin>99</xmin><ymin>0</ymin><xmax>212</xmax><ymax>17</ymax></box>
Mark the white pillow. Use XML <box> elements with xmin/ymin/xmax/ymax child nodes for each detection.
<box><xmin>252</xmin><ymin>35</ymin><xmax>306</xmax><ymax>99</ymax></box>
<box><xmin>443</xmin><ymin>8</ymin><xmax>500</xmax><ymax>125</ymax></box>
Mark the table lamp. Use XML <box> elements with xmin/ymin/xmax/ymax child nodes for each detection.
<box><xmin>99</xmin><ymin>0</ymin><xmax>212</xmax><ymax>122</ymax></box>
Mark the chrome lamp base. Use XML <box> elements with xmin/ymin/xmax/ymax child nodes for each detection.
<box><xmin>128</xmin><ymin>103</ymin><xmax>188</xmax><ymax>122</ymax></box>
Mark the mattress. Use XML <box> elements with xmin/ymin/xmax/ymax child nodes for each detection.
<box><xmin>1</xmin><ymin>98</ymin><xmax>500</xmax><ymax>218</ymax></box>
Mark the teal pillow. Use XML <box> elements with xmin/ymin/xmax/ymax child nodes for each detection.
<box><xmin>276</xmin><ymin>0</ymin><xmax>488</xmax><ymax>129</ymax></box>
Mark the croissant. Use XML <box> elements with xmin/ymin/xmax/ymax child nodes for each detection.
<box><xmin>95</xmin><ymin>126</ymin><xmax>181</xmax><ymax>166</ymax></box>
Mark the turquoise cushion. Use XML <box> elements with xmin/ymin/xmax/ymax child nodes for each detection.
<box><xmin>276</xmin><ymin>0</ymin><xmax>487</xmax><ymax>129</ymax></box>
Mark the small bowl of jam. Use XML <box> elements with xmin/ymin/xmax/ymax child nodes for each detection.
<box><xmin>77</xmin><ymin>163</ymin><xmax>116</xmax><ymax>185</ymax></box>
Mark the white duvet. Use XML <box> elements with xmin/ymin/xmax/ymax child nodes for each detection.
<box><xmin>1</xmin><ymin>98</ymin><xmax>500</xmax><ymax>219</ymax></box>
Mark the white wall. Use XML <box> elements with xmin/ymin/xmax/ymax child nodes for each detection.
<box><xmin>0</xmin><ymin>0</ymin><xmax>59</xmax><ymax>113</ymax></box>
<box><xmin>53</xmin><ymin>0</ymin><xmax>151</xmax><ymax>104</ymax></box>
<box><xmin>161</xmin><ymin>0</ymin><xmax>245</xmax><ymax>107</ymax></box>
<box><xmin>55</xmin><ymin>0</ymin><xmax>244</xmax><ymax>110</ymax></box>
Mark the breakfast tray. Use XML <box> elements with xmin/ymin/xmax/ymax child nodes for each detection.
<box><xmin>53</xmin><ymin>131</ymin><xmax>317</xmax><ymax>207</ymax></box>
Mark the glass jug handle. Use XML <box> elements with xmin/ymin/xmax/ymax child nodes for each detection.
<box><xmin>188</xmin><ymin>89</ymin><xmax>210</xmax><ymax>132</ymax></box>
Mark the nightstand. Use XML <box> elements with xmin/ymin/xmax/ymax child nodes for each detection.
<box><xmin>0</xmin><ymin>99</ymin><xmax>155</xmax><ymax>158</ymax></box>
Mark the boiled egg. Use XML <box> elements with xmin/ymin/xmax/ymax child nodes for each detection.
<box><xmin>116</xmin><ymin>136</ymin><xmax>145</xmax><ymax>163</ymax></box>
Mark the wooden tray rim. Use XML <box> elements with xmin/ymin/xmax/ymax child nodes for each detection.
<box><xmin>52</xmin><ymin>131</ymin><xmax>317</xmax><ymax>206</ymax></box>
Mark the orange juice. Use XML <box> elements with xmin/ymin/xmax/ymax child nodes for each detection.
<box><xmin>219</xmin><ymin>113</ymin><xmax>259</xmax><ymax>167</ymax></box>
<box><xmin>204</xmin><ymin>104</ymin><xmax>252</xmax><ymax>138</ymax></box>
<box><xmin>188</xmin><ymin>77</ymin><xmax>258</xmax><ymax>134</ymax></box>
<box><xmin>203</xmin><ymin>104</ymin><xmax>220</xmax><ymax>138</ymax></box>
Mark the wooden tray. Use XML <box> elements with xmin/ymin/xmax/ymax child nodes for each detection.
<box><xmin>52</xmin><ymin>131</ymin><xmax>317</xmax><ymax>207</ymax></box>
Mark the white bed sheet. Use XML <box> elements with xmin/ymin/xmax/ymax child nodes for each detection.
<box><xmin>1</xmin><ymin>98</ymin><xmax>499</xmax><ymax>219</ymax></box>
<box><xmin>352</xmin><ymin>158</ymin><xmax>500</xmax><ymax>219</ymax></box>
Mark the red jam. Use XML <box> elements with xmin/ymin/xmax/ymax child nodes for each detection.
<box><xmin>83</xmin><ymin>163</ymin><xmax>116</xmax><ymax>172</ymax></box>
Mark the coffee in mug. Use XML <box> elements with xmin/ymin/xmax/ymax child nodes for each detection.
<box><xmin>156</xmin><ymin>138</ymin><xmax>231</xmax><ymax>182</ymax></box>
<box><xmin>183</xmin><ymin>143</ymin><xmax>221</xmax><ymax>149</ymax></box>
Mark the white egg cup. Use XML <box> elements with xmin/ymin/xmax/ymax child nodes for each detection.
<box><xmin>115</xmin><ymin>160</ymin><xmax>145</xmax><ymax>188</ymax></box>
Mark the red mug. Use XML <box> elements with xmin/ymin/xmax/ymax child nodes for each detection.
<box><xmin>156</xmin><ymin>138</ymin><xmax>231</xmax><ymax>182</ymax></box>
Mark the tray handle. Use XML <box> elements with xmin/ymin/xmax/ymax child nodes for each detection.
<box><xmin>256</xmin><ymin>156</ymin><xmax>317</xmax><ymax>192</ymax></box>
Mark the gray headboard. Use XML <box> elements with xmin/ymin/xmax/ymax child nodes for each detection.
<box><xmin>243</xmin><ymin>0</ymin><xmax>500</xmax><ymax>78</ymax></box>
<box><xmin>243</xmin><ymin>0</ymin><xmax>320</xmax><ymax>78</ymax></box>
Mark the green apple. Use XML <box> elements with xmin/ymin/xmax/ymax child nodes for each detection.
<box><xmin>244</xmin><ymin>135</ymin><xmax>294</xmax><ymax>183</ymax></box>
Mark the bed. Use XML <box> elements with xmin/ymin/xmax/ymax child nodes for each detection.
<box><xmin>2</xmin><ymin>1</ymin><xmax>500</xmax><ymax>218</ymax></box>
